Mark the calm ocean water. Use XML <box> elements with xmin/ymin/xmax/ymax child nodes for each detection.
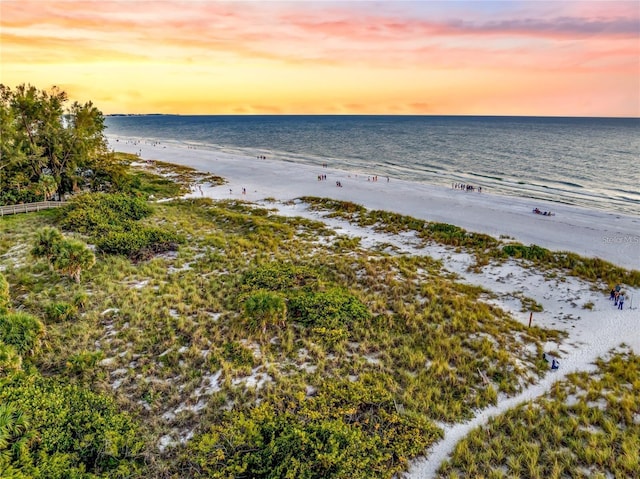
<box><xmin>105</xmin><ymin>115</ymin><xmax>640</xmax><ymax>215</ymax></box>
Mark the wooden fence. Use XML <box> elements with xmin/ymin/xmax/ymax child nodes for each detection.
<box><xmin>0</xmin><ymin>201</ymin><xmax>66</xmax><ymax>217</ymax></box>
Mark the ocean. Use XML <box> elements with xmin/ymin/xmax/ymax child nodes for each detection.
<box><xmin>104</xmin><ymin>115</ymin><xmax>640</xmax><ymax>216</ymax></box>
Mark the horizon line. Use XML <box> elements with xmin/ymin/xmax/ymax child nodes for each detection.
<box><xmin>105</xmin><ymin>113</ymin><xmax>640</xmax><ymax>120</ymax></box>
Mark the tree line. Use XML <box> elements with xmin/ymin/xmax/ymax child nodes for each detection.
<box><xmin>0</xmin><ymin>84</ymin><xmax>122</xmax><ymax>205</ymax></box>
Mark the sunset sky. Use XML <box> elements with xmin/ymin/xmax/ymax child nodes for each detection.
<box><xmin>1</xmin><ymin>1</ymin><xmax>638</xmax><ymax>116</ymax></box>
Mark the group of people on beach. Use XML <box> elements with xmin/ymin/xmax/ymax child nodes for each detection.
<box><xmin>452</xmin><ymin>183</ymin><xmax>482</xmax><ymax>193</ymax></box>
<box><xmin>609</xmin><ymin>285</ymin><xmax>626</xmax><ymax>310</ymax></box>
<box><xmin>256</xmin><ymin>155</ymin><xmax>267</xmax><ymax>160</ymax></box>
<box><xmin>532</xmin><ymin>208</ymin><xmax>554</xmax><ymax>216</ymax></box>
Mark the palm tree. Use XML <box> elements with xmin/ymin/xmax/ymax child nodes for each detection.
<box><xmin>0</xmin><ymin>403</ymin><xmax>32</xmax><ymax>472</ymax></box>
<box><xmin>52</xmin><ymin>239</ymin><xmax>95</xmax><ymax>282</ymax></box>
<box><xmin>31</xmin><ymin>227</ymin><xmax>63</xmax><ymax>264</ymax></box>
<box><xmin>36</xmin><ymin>174</ymin><xmax>57</xmax><ymax>201</ymax></box>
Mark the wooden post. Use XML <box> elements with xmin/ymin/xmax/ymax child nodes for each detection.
<box><xmin>528</xmin><ymin>312</ymin><xmax>533</xmax><ymax>328</ymax></box>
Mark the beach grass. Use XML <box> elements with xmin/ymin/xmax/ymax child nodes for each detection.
<box><xmin>0</xmin><ymin>177</ymin><xmax>570</xmax><ymax>477</ymax></box>
<box><xmin>437</xmin><ymin>349</ymin><xmax>640</xmax><ymax>479</ymax></box>
<box><xmin>299</xmin><ymin>196</ymin><xmax>640</xmax><ymax>289</ymax></box>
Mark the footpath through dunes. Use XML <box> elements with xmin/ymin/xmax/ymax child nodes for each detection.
<box><xmin>108</xmin><ymin>137</ymin><xmax>640</xmax><ymax>270</ymax></box>
<box><xmin>268</xmin><ymin>200</ymin><xmax>640</xmax><ymax>479</ymax></box>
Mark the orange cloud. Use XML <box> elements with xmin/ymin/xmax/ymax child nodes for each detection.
<box><xmin>1</xmin><ymin>1</ymin><xmax>638</xmax><ymax>116</ymax></box>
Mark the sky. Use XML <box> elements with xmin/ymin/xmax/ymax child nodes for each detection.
<box><xmin>1</xmin><ymin>1</ymin><xmax>638</xmax><ymax>116</ymax></box>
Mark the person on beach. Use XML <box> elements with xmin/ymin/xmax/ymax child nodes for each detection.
<box><xmin>610</xmin><ymin>288</ymin><xmax>616</xmax><ymax>300</ymax></box>
<box><xmin>614</xmin><ymin>291</ymin><xmax>619</xmax><ymax>306</ymax></box>
<box><xmin>618</xmin><ymin>292</ymin><xmax>625</xmax><ymax>310</ymax></box>
<box><xmin>551</xmin><ymin>358</ymin><xmax>559</xmax><ymax>370</ymax></box>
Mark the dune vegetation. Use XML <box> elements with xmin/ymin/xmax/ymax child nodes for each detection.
<box><xmin>0</xmin><ymin>159</ymin><xmax>569</xmax><ymax>477</ymax></box>
<box><xmin>437</xmin><ymin>350</ymin><xmax>640</xmax><ymax>479</ymax></box>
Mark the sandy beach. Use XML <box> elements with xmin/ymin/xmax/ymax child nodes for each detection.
<box><xmin>109</xmin><ymin>137</ymin><xmax>640</xmax><ymax>270</ymax></box>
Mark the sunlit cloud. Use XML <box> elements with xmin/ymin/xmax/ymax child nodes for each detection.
<box><xmin>1</xmin><ymin>1</ymin><xmax>638</xmax><ymax>116</ymax></box>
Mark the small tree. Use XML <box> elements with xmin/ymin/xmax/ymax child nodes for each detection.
<box><xmin>31</xmin><ymin>227</ymin><xmax>63</xmax><ymax>264</ymax></box>
<box><xmin>244</xmin><ymin>291</ymin><xmax>287</xmax><ymax>336</ymax></box>
<box><xmin>32</xmin><ymin>229</ymin><xmax>95</xmax><ymax>282</ymax></box>
<box><xmin>36</xmin><ymin>174</ymin><xmax>57</xmax><ymax>201</ymax></box>
<box><xmin>53</xmin><ymin>239</ymin><xmax>95</xmax><ymax>283</ymax></box>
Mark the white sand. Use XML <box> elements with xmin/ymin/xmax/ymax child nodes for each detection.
<box><xmin>109</xmin><ymin>137</ymin><xmax>640</xmax><ymax>270</ymax></box>
<box><xmin>110</xmin><ymin>137</ymin><xmax>640</xmax><ymax>476</ymax></box>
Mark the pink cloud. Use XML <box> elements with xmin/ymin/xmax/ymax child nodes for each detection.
<box><xmin>2</xmin><ymin>1</ymin><xmax>638</xmax><ymax>116</ymax></box>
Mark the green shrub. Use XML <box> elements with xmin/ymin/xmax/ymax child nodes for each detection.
<box><xmin>44</xmin><ymin>302</ymin><xmax>78</xmax><ymax>323</ymax></box>
<box><xmin>185</xmin><ymin>404</ymin><xmax>386</xmax><ymax>479</ymax></box>
<box><xmin>222</xmin><ymin>341</ymin><xmax>256</xmax><ymax>367</ymax></box>
<box><xmin>502</xmin><ymin>244</ymin><xmax>551</xmax><ymax>261</ymax></box>
<box><xmin>0</xmin><ymin>343</ymin><xmax>22</xmax><ymax>374</ymax></box>
<box><xmin>32</xmin><ymin>230</ymin><xmax>96</xmax><ymax>283</ymax></box>
<box><xmin>0</xmin><ymin>312</ymin><xmax>45</xmax><ymax>356</ymax></box>
<box><xmin>242</xmin><ymin>263</ymin><xmax>318</xmax><ymax>291</ymax></box>
<box><xmin>288</xmin><ymin>288</ymin><xmax>371</xmax><ymax>329</ymax></box>
<box><xmin>0</xmin><ymin>375</ymin><xmax>144</xmax><ymax>477</ymax></box>
<box><xmin>31</xmin><ymin>227</ymin><xmax>64</xmax><ymax>264</ymax></box>
<box><xmin>0</xmin><ymin>401</ymin><xmax>31</xmax><ymax>475</ymax></box>
<box><xmin>96</xmin><ymin>226</ymin><xmax>183</xmax><ymax>260</ymax></box>
<box><xmin>244</xmin><ymin>291</ymin><xmax>287</xmax><ymax>335</ymax></box>
<box><xmin>65</xmin><ymin>350</ymin><xmax>104</xmax><ymax>378</ymax></box>
<box><xmin>60</xmin><ymin>192</ymin><xmax>153</xmax><ymax>234</ymax></box>
<box><xmin>52</xmin><ymin>239</ymin><xmax>96</xmax><ymax>282</ymax></box>
<box><xmin>185</xmin><ymin>375</ymin><xmax>441</xmax><ymax>479</ymax></box>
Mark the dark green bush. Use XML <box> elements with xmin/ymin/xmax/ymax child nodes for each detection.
<box><xmin>0</xmin><ymin>188</ymin><xmax>40</xmax><ymax>206</ymax></box>
<box><xmin>0</xmin><ymin>374</ymin><xmax>144</xmax><ymax>477</ymax></box>
<box><xmin>184</xmin><ymin>375</ymin><xmax>441</xmax><ymax>479</ymax></box>
<box><xmin>242</xmin><ymin>263</ymin><xmax>318</xmax><ymax>291</ymax></box>
<box><xmin>0</xmin><ymin>311</ymin><xmax>45</xmax><ymax>356</ymax></box>
<box><xmin>502</xmin><ymin>243</ymin><xmax>552</xmax><ymax>261</ymax></box>
<box><xmin>60</xmin><ymin>192</ymin><xmax>153</xmax><ymax>234</ymax></box>
<box><xmin>96</xmin><ymin>226</ymin><xmax>183</xmax><ymax>260</ymax></box>
<box><xmin>31</xmin><ymin>227</ymin><xmax>64</xmax><ymax>263</ymax></box>
<box><xmin>288</xmin><ymin>288</ymin><xmax>370</xmax><ymax>329</ymax></box>
<box><xmin>187</xmin><ymin>404</ymin><xmax>382</xmax><ymax>479</ymax></box>
<box><xmin>243</xmin><ymin>291</ymin><xmax>287</xmax><ymax>335</ymax></box>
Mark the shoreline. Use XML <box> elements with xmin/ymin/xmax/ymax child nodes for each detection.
<box><xmin>108</xmin><ymin>136</ymin><xmax>640</xmax><ymax>270</ymax></box>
